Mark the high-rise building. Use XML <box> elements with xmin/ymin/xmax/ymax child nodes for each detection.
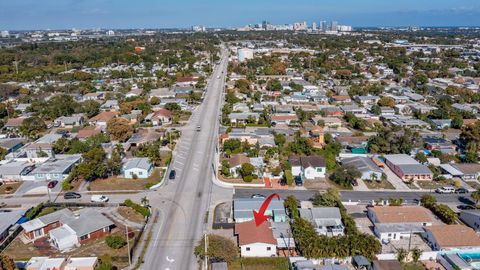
<box><xmin>320</xmin><ymin>21</ymin><xmax>327</xmax><ymax>32</ymax></box>
<box><xmin>262</xmin><ymin>20</ymin><xmax>271</xmax><ymax>30</ymax></box>
<box><xmin>312</xmin><ymin>22</ymin><xmax>317</xmax><ymax>31</ymax></box>
<box><xmin>0</xmin><ymin>30</ymin><xmax>9</xmax><ymax>38</ymax></box>
<box><xmin>331</xmin><ymin>21</ymin><xmax>338</xmax><ymax>31</ymax></box>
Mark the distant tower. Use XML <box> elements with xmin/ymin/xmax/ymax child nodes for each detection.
<box><xmin>320</xmin><ymin>21</ymin><xmax>326</xmax><ymax>31</ymax></box>
<box><xmin>331</xmin><ymin>21</ymin><xmax>338</xmax><ymax>31</ymax></box>
<box><xmin>312</xmin><ymin>22</ymin><xmax>317</xmax><ymax>31</ymax></box>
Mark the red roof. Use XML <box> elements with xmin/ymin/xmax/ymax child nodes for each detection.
<box><xmin>77</xmin><ymin>128</ymin><xmax>101</xmax><ymax>138</ymax></box>
<box><xmin>235</xmin><ymin>220</ymin><xmax>276</xmax><ymax>246</ymax></box>
<box><xmin>176</xmin><ymin>76</ymin><xmax>197</xmax><ymax>83</ymax></box>
<box><xmin>154</xmin><ymin>108</ymin><xmax>173</xmax><ymax>118</ymax></box>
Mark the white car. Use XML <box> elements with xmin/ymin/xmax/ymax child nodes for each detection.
<box><xmin>91</xmin><ymin>195</ymin><xmax>109</xmax><ymax>202</ymax></box>
<box><xmin>435</xmin><ymin>186</ymin><xmax>455</xmax><ymax>194</ymax></box>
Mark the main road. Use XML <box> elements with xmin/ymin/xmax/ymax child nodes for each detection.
<box><xmin>141</xmin><ymin>46</ymin><xmax>230</xmax><ymax>270</ymax></box>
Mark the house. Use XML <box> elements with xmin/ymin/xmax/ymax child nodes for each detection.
<box><xmin>76</xmin><ymin>127</ymin><xmax>102</xmax><ymax>140</ymax></box>
<box><xmin>175</xmin><ymin>76</ymin><xmax>198</xmax><ymax>87</ymax></box>
<box><xmin>100</xmin><ymin>100</ymin><xmax>119</xmax><ymax>111</ymax></box>
<box><xmin>233</xmin><ymin>198</ymin><xmax>287</xmax><ymax>223</ymax></box>
<box><xmin>424</xmin><ymin>224</ymin><xmax>480</xmax><ymax>251</ymax></box>
<box><xmin>82</xmin><ymin>92</ymin><xmax>105</xmax><ymax>101</ymax></box>
<box><xmin>88</xmin><ymin>111</ymin><xmax>118</xmax><ymax>126</ymax></box>
<box><xmin>228</xmin><ymin>154</ymin><xmax>250</xmax><ymax>177</ymax></box>
<box><xmin>0</xmin><ymin>210</ymin><xmax>26</xmax><ymax>244</ymax></box>
<box><xmin>431</xmin><ymin>119</ymin><xmax>452</xmax><ymax>130</ymax></box>
<box><xmin>341</xmin><ymin>156</ymin><xmax>383</xmax><ymax>180</ymax></box>
<box><xmin>355</xmin><ymin>95</ymin><xmax>380</xmax><ymax>105</ymax></box>
<box><xmin>49</xmin><ymin>208</ymin><xmax>115</xmax><ymax>251</ymax></box>
<box><xmin>271</xmin><ymin>114</ymin><xmax>299</xmax><ymax>126</ymax></box>
<box><xmin>228</xmin><ymin>113</ymin><xmax>260</xmax><ymax>125</ymax></box>
<box><xmin>4</xmin><ymin>117</ymin><xmax>26</xmax><ymax>130</ymax></box>
<box><xmin>235</xmin><ymin>220</ymin><xmax>277</xmax><ymax>257</ymax></box>
<box><xmin>149</xmin><ymin>88</ymin><xmax>176</xmax><ymax>99</ymax></box>
<box><xmin>123</xmin><ymin>157</ymin><xmax>154</xmax><ymax>179</ymax></box>
<box><xmin>0</xmin><ymin>138</ymin><xmax>24</xmax><ymax>154</ymax></box>
<box><xmin>460</xmin><ymin>210</ymin><xmax>480</xmax><ymax>231</ymax></box>
<box><xmin>0</xmin><ymin>160</ymin><xmax>35</xmax><ymax>181</ymax></box>
<box><xmin>367</xmin><ymin>206</ymin><xmax>435</xmax><ymax>242</ymax></box>
<box><xmin>54</xmin><ymin>114</ymin><xmax>84</xmax><ymax>128</ymax></box>
<box><xmin>289</xmin><ymin>155</ymin><xmax>326</xmax><ymax>180</ymax></box>
<box><xmin>21</xmin><ymin>208</ymin><xmax>75</xmax><ymax>241</ymax></box>
<box><xmin>25</xmin><ymin>256</ymin><xmax>98</xmax><ymax>270</ymax></box>
<box><xmin>30</xmin><ymin>154</ymin><xmax>82</xmax><ymax>181</ymax></box>
<box><xmin>450</xmin><ymin>163</ymin><xmax>480</xmax><ymax>181</ymax></box>
<box><xmin>271</xmin><ymin>222</ymin><xmax>295</xmax><ymax>253</ymax></box>
<box><xmin>299</xmin><ymin>207</ymin><xmax>344</xmax><ymax>236</ymax></box>
<box><xmin>144</xmin><ymin>109</ymin><xmax>173</xmax><ymax>126</ymax></box>
<box><xmin>384</xmin><ymin>154</ymin><xmax>433</xmax><ymax>181</ymax></box>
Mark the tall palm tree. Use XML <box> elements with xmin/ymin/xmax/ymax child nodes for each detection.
<box><xmin>370</xmin><ymin>173</ymin><xmax>378</xmax><ymax>182</ymax></box>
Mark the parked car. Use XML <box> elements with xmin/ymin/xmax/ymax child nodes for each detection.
<box><xmin>294</xmin><ymin>176</ymin><xmax>303</xmax><ymax>186</ymax></box>
<box><xmin>455</xmin><ymin>188</ymin><xmax>469</xmax><ymax>194</ymax></box>
<box><xmin>91</xmin><ymin>195</ymin><xmax>109</xmax><ymax>202</ymax></box>
<box><xmin>351</xmin><ymin>179</ymin><xmax>358</xmax><ymax>186</ymax></box>
<box><xmin>435</xmin><ymin>186</ymin><xmax>456</xmax><ymax>194</ymax></box>
<box><xmin>169</xmin><ymin>170</ymin><xmax>176</xmax><ymax>180</ymax></box>
<box><xmin>251</xmin><ymin>194</ymin><xmax>265</xmax><ymax>199</ymax></box>
<box><xmin>457</xmin><ymin>204</ymin><xmax>476</xmax><ymax>210</ymax></box>
<box><xmin>64</xmin><ymin>192</ymin><xmax>81</xmax><ymax>199</ymax></box>
<box><xmin>196</xmin><ymin>125</ymin><xmax>201</xmax><ymax>132</ymax></box>
<box><xmin>47</xmin><ymin>181</ymin><xmax>58</xmax><ymax>189</ymax></box>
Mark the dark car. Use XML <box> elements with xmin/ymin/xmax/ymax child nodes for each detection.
<box><xmin>294</xmin><ymin>176</ymin><xmax>303</xmax><ymax>186</ymax></box>
<box><xmin>169</xmin><ymin>170</ymin><xmax>176</xmax><ymax>180</ymax></box>
<box><xmin>351</xmin><ymin>179</ymin><xmax>358</xmax><ymax>186</ymax></box>
<box><xmin>457</xmin><ymin>204</ymin><xmax>476</xmax><ymax>210</ymax></box>
<box><xmin>455</xmin><ymin>188</ymin><xmax>469</xmax><ymax>194</ymax></box>
<box><xmin>47</xmin><ymin>181</ymin><xmax>58</xmax><ymax>189</ymax></box>
<box><xmin>63</xmin><ymin>192</ymin><xmax>81</xmax><ymax>200</ymax></box>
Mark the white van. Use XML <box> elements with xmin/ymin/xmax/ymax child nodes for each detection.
<box><xmin>435</xmin><ymin>186</ymin><xmax>455</xmax><ymax>194</ymax></box>
<box><xmin>91</xmin><ymin>195</ymin><xmax>109</xmax><ymax>202</ymax></box>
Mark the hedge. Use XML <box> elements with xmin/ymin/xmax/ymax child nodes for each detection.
<box><xmin>124</xmin><ymin>199</ymin><xmax>150</xmax><ymax>217</ymax></box>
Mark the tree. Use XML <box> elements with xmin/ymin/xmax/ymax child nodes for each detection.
<box><xmin>377</xmin><ymin>96</ymin><xmax>395</xmax><ymax>107</ymax></box>
<box><xmin>461</xmin><ymin>123</ymin><xmax>480</xmax><ymax>151</ymax></box>
<box><xmin>239</xmin><ymin>163</ymin><xmax>256</xmax><ymax>181</ymax></box>
<box><xmin>420</xmin><ymin>194</ymin><xmax>437</xmax><ymax>208</ymax></box>
<box><xmin>20</xmin><ymin>116</ymin><xmax>46</xmax><ymax>138</ymax></box>
<box><xmin>194</xmin><ymin>234</ymin><xmax>238</xmax><ymax>263</ymax></box>
<box><xmin>329</xmin><ymin>165</ymin><xmax>361</xmax><ymax>188</ymax></box>
<box><xmin>397</xmin><ymin>248</ymin><xmax>407</xmax><ymax>263</ymax></box>
<box><xmin>77</xmin><ymin>147</ymin><xmax>108</xmax><ymax>181</ymax></box>
<box><xmin>415</xmin><ymin>152</ymin><xmax>428</xmax><ymax>164</ymax></box>
<box><xmin>107</xmin><ymin>118</ymin><xmax>133</xmax><ymax>142</ymax></box>
<box><xmin>164</xmin><ymin>103</ymin><xmax>181</xmax><ymax>112</ymax></box>
<box><xmin>284</xmin><ymin>195</ymin><xmax>299</xmax><ymax>218</ymax></box>
<box><xmin>0</xmin><ymin>147</ymin><xmax>7</xmax><ymax>161</ymax></box>
<box><xmin>105</xmin><ymin>235</ymin><xmax>127</xmax><ymax>249</ymax></box>
<box><xmin>106</xmin><ymin>144</ymin><xmax>123</xmax><ymax>175</ymax></box>
<box><xmin>411</xmin><ymin>247</ymin><xmax>422</xmax><ymax>263</ymax></box>
<box><xmin>266</xmin><ymin>79</ymin><xmax>282</xmax><ymax>91</ymax></box>
<box><xmin>0</xmin><ymin>254</ymin><xmax>16</xmax><ymax>270</ymax></box>
<box><xmin>134</xmin><ymin>141</ymin><xmax>162</xmax><ymax>166</ymax></box>
<box><xmin>79</xmin><ymin>100</ymin><xmax>101</xmax><ymax>118</ymax></box>
<box><xmin>312</xmin><ymin>188</ymin><xmax>340</xmax><ymax>207</ymax></box>
<box><xmin>285</xmin><ymin>170</ymin><xmax>293</xmax><ymax>186</ymax></box>
<box><xmin>472</xmin><ymin>189</ymin><xmax>480</xmax><ymax>205</ymax></box>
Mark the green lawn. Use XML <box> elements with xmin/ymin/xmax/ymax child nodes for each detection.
<box><xmin>229</xmin><ymin>258</ymin><xmax>289</xmax><ymax>270</ymax></box>
<box><xmin>402</xmin><ymin>262</ymin><xmax>426</xmax><ymax>270</ymax></box>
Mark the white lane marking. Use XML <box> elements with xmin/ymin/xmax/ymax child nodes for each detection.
<box><xmin>166</xmin><ymin>256</ymin><xmax>175</xmax><ymax>263</ymax></box>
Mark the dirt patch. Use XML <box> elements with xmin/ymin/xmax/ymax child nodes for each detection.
<box><xmin>0</xmin><ymin>182</ymin><xmax>22</xmax><ymax>195</ymax></box>
<box><xmin>89</xmin><ymin>168</ymin><xmax>164</xmax><ymax>191</ymax></box>
<box><xmin>118</xmin><ymin>206</ymin><xmax>145</xmax><ymax>224</ymax></box>
<box><xmin>364</xmin><ymin>180</ymin><xmax>395</xmax><ymax>190</ymax></box>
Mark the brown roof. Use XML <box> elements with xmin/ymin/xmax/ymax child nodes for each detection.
<box><xmin>453</xmin><ymin>163</ymin><xmax>480</xmax><ymax>175</ymax></box>
<box><xmin>426</xmin><ymin>224</ymin><xmax>480</xmax><ymax>248</ymax></box>
<box><xmin>176</xmin><ymin>76</ymin><xmax>197</xmax><ymax>83</ymax></box>
<box><xmin>5</xmin><ymin>117</ymin><xmax>26</xmax><ymax>127</ymax></box>
<box><xmin>300</xmin><ymin>155</ymin><xmax>326</xmax><ymax>168</ymax></box>
<box><xmin>229</xmin><ymin>154</ymin><xmax>250</xmax><ymax>168</ymax></box>
<box><xmin>153</xmin><ymin>108</ymin><xmax>173</xmax><ymax>118</ymax></box>
<box><xmin>371</xmin><ymin>206</ymin><xmax>434</xmax><ymax>223</ymax></box>
<box><xmin>235</xmin><ymin>220</ymin><xmax>276</xmax><ymax>245</ymax></box>
<box><xmin>89</xmin><ymin>111</ymin><xmax>118</xmax><ymax>122</ymax></box>
<box><xmin>271</xmin><ymin>115</ymin><xmax>298</xmax><ymax>121</ymax></box>
<box><xmin>331</xmin><ymin>95</ymin><xmax>351</xmax><ymax>101</ymax></box>
<box><xmin>77</xmin><ymin>128</ymin><xmax>101</xmax><ymax>138</ymax></box>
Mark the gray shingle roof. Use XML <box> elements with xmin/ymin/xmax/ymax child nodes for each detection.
<box><xmin>123</xmin><ymin>158</ymin><xmax>152</xmax><ymax>171</ymax></box>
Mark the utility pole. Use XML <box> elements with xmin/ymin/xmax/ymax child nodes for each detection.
<box><xmin>46</xmin><ymin>182</ymin><xmax>51</xmax><ymax>202</ymax></box>
<box><xmin>126</xmin><ymin>225</ymin><xmax>131</xmax><ymax>266</ymax></box>
<box><xmin>204</xmin><ymin>232</ymin><xmax>208</xmax><ymax>270</ymax></box>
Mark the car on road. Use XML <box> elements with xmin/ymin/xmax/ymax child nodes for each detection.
<box><xmin>216</xmin><ymin>76</ymin><xmax>220</xmax><ymax>79</ymax></box>
<box><xmin>91</xmin><ymin>195</ymin><xmax>109</xmax><ymax>202</ymax></box>
<box><xmin>169</xmin><ymin>170</ymin><xmax>176</xmax><ymax>180</ymax></box>
<box><xmin>435</xmin><ymin>186</ymin><xmax>456</xmax><ymax>194</ymax></box>
<box><xmin>64</xmin><ymin>192</ymin><xmax>81</xmax><ymax>200</ymax></box>
<box><xmin>196</xmin><ymin>125</ymin><xmax>201</xmax><ymax>132</ymax></box>
<box><xmin>455</xmin><ymin>187</ymin><xmax>469</xmax><ymax>194</ymax></box>
<box><xmin>457</xmin><ymin>204</ymin><xmax>476</xmax><ymax>210</ymax></box>
<box><xmin>251</xmin><ymin>194</ymin><xmax>265</xmax><ymax>199</ymax></box>
<box><xmin>47</xmin><ymin>180</ymin><xmax>58</xmax><ymax>189</ymax></box>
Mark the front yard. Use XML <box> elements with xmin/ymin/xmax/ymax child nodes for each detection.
<box><xmin>364</xmin><ymin>180</ymin><xmax>395</xmax><ymax>190</ymax></box>
<box><xmin>228</xmin><ymin>257</ymin><xmax>289</xmax><ymax>270</ymax></box>
<box><xmin>416</xmin><ymin>179</ymin><xmax>455</xmax><ymax>190</ymax></box>
<box><xmin>0</xmin><ymin>182</ymin><xmax>22</xmax><ymax>195</ymax></box>
<box><xmin>88</xmin><ymin>168</ymin><xmax>164</xmax><ymax>191</ymax></box>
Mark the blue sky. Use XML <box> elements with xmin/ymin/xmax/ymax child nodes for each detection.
<box><xmin>1</xmin><ymin>0</ymin><xmax>480</xmax><ymax>30</ymax></box>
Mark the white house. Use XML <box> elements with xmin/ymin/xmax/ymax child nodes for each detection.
<box><xmin>235</xmin><ymin>220</ymin><xmax>277</xmax><ymax>257</ymax></box>
<box><xmin>123</xmin><ymin>158</ymin><xmax>154</xmax><ymax>179</ymax></box>
<box><xmin>289</xmin><ymin>155</ymin><xmax>326</xmax><ymax>181</ymax></box>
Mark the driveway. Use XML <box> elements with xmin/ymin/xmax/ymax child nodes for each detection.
<box><xmin>382</xmin><ymin>166</ymin><xmax>410</xmax><ymax>191</ymax></box>
<box><xmin>15</xmin><ymin>181</ymin><xmax>61</xmax><ymax>197</ymax></box>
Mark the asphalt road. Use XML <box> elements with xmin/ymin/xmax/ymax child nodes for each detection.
<box><xmin>141</xmin><ymin>47</ymin><xmax>229</xmax><ymax>270</ymax></box>
<box><xmin>233</xmin><ymin>189</ymin><xmax>474</xmax><ymax>204</ymax></box>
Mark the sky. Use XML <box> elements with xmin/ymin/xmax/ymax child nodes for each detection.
<box><xmin>1</xmin><ymin>0</ymin><xmax>480</xmax><ymax>30</ymax></box>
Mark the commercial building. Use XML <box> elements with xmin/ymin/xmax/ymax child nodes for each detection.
<box><xmin>384</xmin><ymin>154</ymin><xmax>433</xmax><ymax>181</ymax></box>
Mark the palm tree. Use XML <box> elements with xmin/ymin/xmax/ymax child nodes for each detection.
<box><xmin>472</xmin><ymin>189</ymin><xmax>480</xmax><ymax>206</ymax></box>
<box><xmin>370</xmin><ymin>173</ymin><xmax>378</xmax><ymax>182</ymax></box>
<box><xmin>397</xmin><ymin>248</ymin><xmax>407</xmax><ymax>263</ymax></box>
<box><xmin>411</xmin><ymin>248</ymin><xmax>422</xmax><ymax>263</ymax></box>
<box><xmin>141</xmin><ymin>196</ymin><xmax>149</xmax><ymax>206</ymax></box>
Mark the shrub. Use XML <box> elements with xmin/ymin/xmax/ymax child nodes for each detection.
<box><xmin>285</xmin><ymin>170</ymin><xmax>293</xmax><ymax>186</ymax></box>
<box><xmin>243</xmin><ymin>175</ymin><xmax>253</xmax><ymax>182</ymax></box>
<box><xmin>26</xmin><ymin>203</ymin><xmax>44</xmax><ymax>220</ymax></box>
<box><xmin>105</xmin><ymin>235</ymin><xmax>127</xmax><ymax>249</ymax></box>
<box><xmin>124</xmin><ymin>199</ymin><xmax>150</xmax><ymax>217</ymax></box>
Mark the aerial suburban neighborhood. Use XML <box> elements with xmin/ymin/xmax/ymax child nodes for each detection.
<box><xmin>1</xmin><ymin>2</ymin><xmax>480</xmax><ymax>270</ymax></box>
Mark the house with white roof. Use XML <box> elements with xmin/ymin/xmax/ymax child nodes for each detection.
<box><xmin>122</xmin><ymin>157</ymin><xmax>154</xmax><ymax>179</ymax></box>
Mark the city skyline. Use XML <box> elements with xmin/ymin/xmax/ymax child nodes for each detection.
<box><xmin>1</xmin><ymin>0</ymin><xmax>480</xmax><ymax>30</ymax></box>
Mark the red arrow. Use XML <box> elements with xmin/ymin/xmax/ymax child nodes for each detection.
<box><xmin>253</xmin><ymin>193</ymin><xmax>280</xmax><ymax>227</ymax></box>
